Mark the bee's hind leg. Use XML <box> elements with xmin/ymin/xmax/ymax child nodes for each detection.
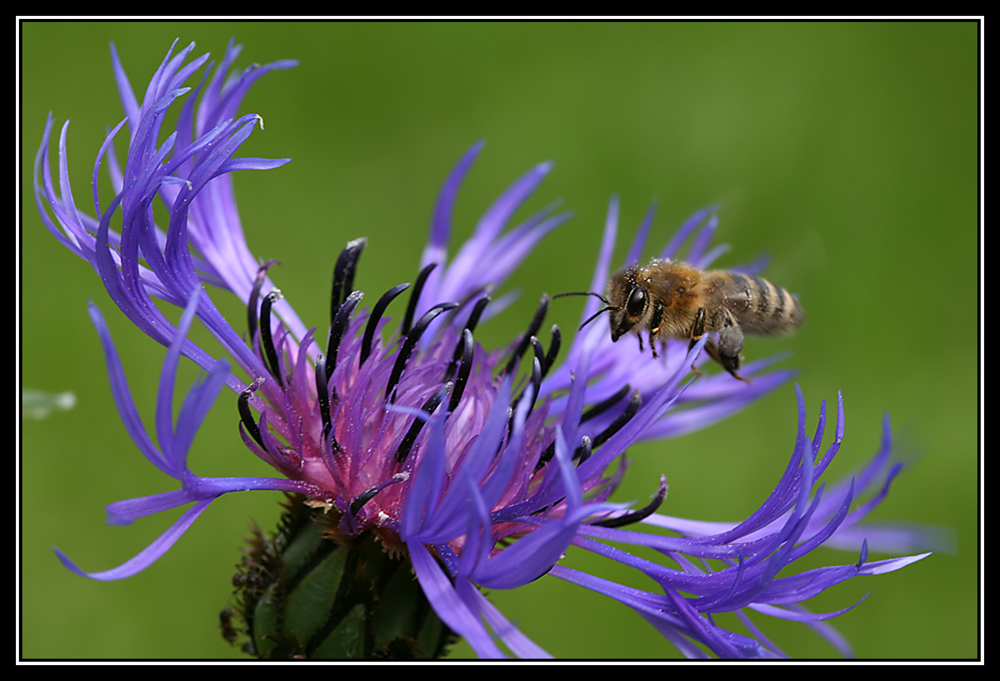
<box><xmin>713</xmin><ymin>324</ymin><xmax>749</xmax><ymax>382</ymax></box>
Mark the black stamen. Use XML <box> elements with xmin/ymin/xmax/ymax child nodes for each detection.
<box><xmin>246</xmin><ymin>260</ymin><xmax>278</xmax><ymax>346</ymax></box>
<box><xmin>259</xmin><ymin>289</ymin><xmax>284</xmax><ymax>388</ymax></box>
<box><xmin>386</xmin><ymin>302</ymin><xmax>458</xmax><ymax>402</ymax></box>
<box><xmin>395</xmin><ymin>382</ymin><xmax>451</xmax><ymax>463</ymax></box>
<box><xmin>444</xmin><ymin>296</ymin><xmax>490</xmax><ymax>382</ymax></box>
<box><xmin>330</xmin><ymin>238</ymin><xmax>367</xmax><ymax>323</ymax></box>
<box><xmin>536</xmin><ymin>427</ymin><xmax>591</xmax><ymax>471</ymax></box>
<box><xmin>450</xmin><ymin>285</ymin><xmax>491</xmax><ymax>323</ymax></box>
<box><xmin>530</xmin><ymin>335</ymin><xmax>545</xmax><ymax>368</ymax></box>
<box><xmin>529</xmin><ymin>353</ymin><xmax>542</xmax><ymax>412</ymax></box>
<box><xmin>511</xmin><ymin>355</ymin><xmax>542</xmax><ymax>417</ymax></box>
<box><xmin>448</xmin><ymin>329</ymin><xmax>474</xmax><ymax>413</ymax></box>
<box><xmin>534</xmin><ymin>387</ymin><xmax>641</xmax><ymax>470</ymax></box>
<box><xmin>591</xmin><ymin>390</ymin><xmax>642</xmax><ymax>448</ymax></box>
<box><xmin>580</xmin><ymin>384</ymin><xmax>631</xmax><ymax>424</ymax></box>
<box><xmin>511</xmin><ymin>336</ymin><xmax>544</xmax><ymax>414</ymax></box>
<box><xmin>349</xmin><ymin>486</ymin><xmax>381</xmax><ymax>518</ymax></box>
<box><xmin>535</xmin><ymin>442</ymin><xmax>555</xmax><ymax>470</ymax></box>
<box><xmin>592</xmin><ymin>476</ymin><xmax>668</xmax><ymax>528</ymax></box>
<box><xmin>400</xmin><ymin>263</ymin><xmax>437</xmax><ymax>338</ymax></box>
<box><xmin>318</xmin><ymin>419</ymin><xmax>344</xmax><ymax>477</ymax></box>
<box><xmin>462</xmin><ymin>294</ymin><xmax>491</xmax><ymax>338</ymax></box>
<box><xmin>575</xmin><ymin>435</ymin><xmax>593</xmax><ymax>464</ymax></box>
<box><xmin>314</xmin><ymin>352</ymin><xmax>331</xmax><ymax>434</ymax></box>
<box><xmin>541</xmin><ymin>325</ymin><xmax>561</xmax><ymax>379</ymax></box>
<box><xmin>238</xmin><ymin>387</ymin><xmax>265</xmax><ymax>450</ymax></box>
<box><xmin>503</xmin><ymin>294</ymin><xmax>550</xmax><ymax>377</ymax></box>
<box><xmin>325</xmin><ymin>290</ymin><xmax>364</xmax><ymax>378</ymax></box>
<box><xmin>346</xmin><ymin>474</ymin><xmax>407</xmax><ymax>518</ymax></box>
<box><xmin>360</xmin><ymin>283</ymin><xmax>411</xmax><ymax>367</ymax></box>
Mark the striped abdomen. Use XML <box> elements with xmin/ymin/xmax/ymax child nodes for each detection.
<box><xmin>707</xmin><ymin>272</ymin><xmax>803</xmax><ymax>335</ymax></box>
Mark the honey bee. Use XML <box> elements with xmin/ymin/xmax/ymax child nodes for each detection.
<box><xmin>559</xmin><ymin>259</ymin><xmax>803</xmax><ymax>381</ymax></box>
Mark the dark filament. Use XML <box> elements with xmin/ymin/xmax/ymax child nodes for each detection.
<box><xmin>461</xmin><ymin>294</ymin><xmax>491</xmax><ymax>338</ymax></box>
<box><xmin>444</xmin><ymin>296</ymin><xmax>490</xmax><ymax>384</ymax></box>
<box><xmin>575</xmin><ymin>435</ymin><xmax>593</xmax><ymax>465</ymax></box>
<box><xmin>348</xmin><ymin>487</ymin><xmax>381</xmax><ymax>517</ymax></box>
<box><xmin>395</xmin><ymin>382</ymin><xmax>452</xmax><ymax>463</ymax></box>
<box><xmin>530</xmin><ymin>335</ymin><xmax>545</xmax><ymax>371</ymax></box>
<box><xmin>448</xmin><ymin>329</ymin><xmax>474</xmax><ymax>414</ymax></box>
<box><xmin>385</xmin><ymin>302</ymin><xmax>458</xmax><ymax>402</ymax></box>
<box><xmin>259</xmin><ymin>289</ymin><xmax>284</xmax><ymax>388</ymax></box>
<box><xmin>580</xmin><ymin>384</ymin><xmax>631</xmax><ymax>424</ymax></box>
<box><xmin>347</xmin><ymin>475</ymin><xmax>408</xmax><ymax>518</ymax></box>
<box><xmin>592</xmin><ymin>476</ymin><xmax>668</xmax><ymax>528</ymax></box>
<box><xmin>503</xmin><ymin>294</ymin><xmax>550</xmax><ymax>377</ymax></box>
<box><xmin>238</xmin><ymin>387</ymin><xmax>265</xmax><ymax>450</ymax></box>
<box><xmin>313</xmin><ymin>352</ymin><xmax>332</xmax><ymax>434</ymax></box>
<box><xmin>246</xmin><ymin>260</ymin><xmax>278</xmax><ymax>345</ymax></box>
<box><xmin>360</xmin><ymin>283</ymin><xmax>411</xmax><ymax>367</ymax></box>
<box><xmin>325</xmin><ymin>290</ymin><xmax>364</xmax><ymax>379</ymax></box>
<box><xmin>400</xmin><ymin>263</ymin><xmax>437</xmax><ymax>338</ymax></box>
<box><xmin>540</xmin><ymin>325</ymin><xmax>561</xmax><ymax>379</ymax></box>
<box><xmin>511</xmin><ymin>354</ymin><xmax>542</xmax><ymax>418</ymax></box>
<box><xmin>316</xmin><ymin>362</ymin><xmax>344</xmax><ymax>456</ymax></box>
<box><xmin>535</xmin><ymin>388</ymin><xmax>640</xmax><ymax>470</ymax></box>
<box><xmin>330</xmin><ymin>238</ymin><xmax>367</xmax><ymax>323</ymax></box>
<box><xmin>591</xmin><ymin>390</ymin><xmax>642</xmax><ymax>449</ymax></box>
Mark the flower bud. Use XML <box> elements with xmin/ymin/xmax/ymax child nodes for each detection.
<box><xmin>227</xmin><ymin>495</ymin><xmax>454</xmax><ymax>660</ymax></box>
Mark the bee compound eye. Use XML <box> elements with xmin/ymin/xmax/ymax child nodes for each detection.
<box><xmin>626</xmin><ymin>287</ymin><xmax>647</xmax><ymax>317</ymax></box>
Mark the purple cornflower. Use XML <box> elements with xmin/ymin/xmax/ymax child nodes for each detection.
<box><xmin>35</xmin><ymin>39</ymin><xmax>935</xmax><ymax>659</ymax></box>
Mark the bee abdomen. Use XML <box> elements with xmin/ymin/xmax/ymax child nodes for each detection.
<box><xmin>719</xmin><ymin>273</ymin><xmax>803</xmax><ymax>334</ymax></box>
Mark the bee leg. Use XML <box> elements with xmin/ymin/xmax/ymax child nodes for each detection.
<box><xmin>716</xmin><ymin>324</ymin><xmax>749</xmax><ymax>382</ymax></box>
<box><xmin>690</xmin><ymin>308</ymin><xmax>707</xmax><ymax>339</ymax></box>
<box><xmin>687</xmin><ymin>308</ymin><xmax>707</xmax><ymax>375</ymax></box>
<box><xmin>649</xmin><ymin>301</ymin><xmax>664</xmax><ymax>359</ymax></box>
<box><xmin>688</xmin><ymin>356</ymin><xmax>703</xmax><ymax>377</ymax></box>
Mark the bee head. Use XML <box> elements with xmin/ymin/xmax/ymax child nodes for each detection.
<box><xmin>605</xmin><ymin>267</ymin><xmax>649</xmax><ymax>342</ymax></box>
<box><xmin>554</xmin><ymin>266</ymin><xmax>650</xmax><ymax>342</ymax></box>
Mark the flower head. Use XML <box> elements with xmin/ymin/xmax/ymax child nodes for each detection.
<box><xmin>35</xmin><ymin>39</ymin><xmax>938</xmax><ymax>659</ymax></box>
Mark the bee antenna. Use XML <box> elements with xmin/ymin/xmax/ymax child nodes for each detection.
<box><xmin>552</xmin><ymin>291</ymin><xmax>615</xmax><ymax>331</ymax></box>
<box><xmin>579</xmin><ymin>305</ymin><xmax>614</xmax><ymax>330</ymax></box>
<box><xmin>553</xmin><ymin>291</ymin><xmax>610</xmax><ymax>305</ymax></box>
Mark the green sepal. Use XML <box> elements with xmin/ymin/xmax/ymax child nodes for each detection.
<box><xmin>224</xmin><ymin>494</ymin><xmax>455</xmax><ymax>659</ymax></box>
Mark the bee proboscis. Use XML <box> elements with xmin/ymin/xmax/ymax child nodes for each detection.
<box><xmin>557</xmin><ymin>259</ymin><xmax>803</xmax><ymax>381</ymax></box>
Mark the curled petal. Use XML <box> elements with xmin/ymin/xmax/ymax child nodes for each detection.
<box><xmin>55</xmin><ymin>499</ymin><xmax>215</xmax><ymax>581</ymax></box>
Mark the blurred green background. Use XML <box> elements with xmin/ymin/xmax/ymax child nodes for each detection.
<box><xmin>20</xmin><ymin>21</ymin><xmax>978</xmax><ymax>659</ymax></box>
